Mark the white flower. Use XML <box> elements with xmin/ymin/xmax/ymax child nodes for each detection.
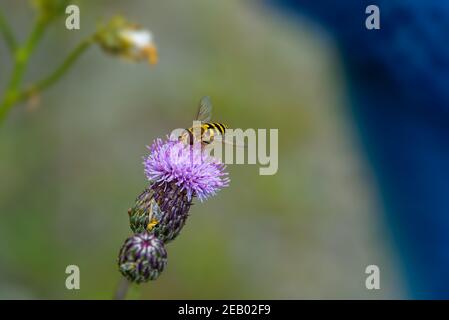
<box><xmin>119</xmin><ymin>29</ymin><xmax>158</xmax><ymax>65</ymax></box>
<box><xmin>95</xmin><ymin>16</ymin><xmax>158</xmax><ymax>65</ymax></box>
<box><xmin>120</xmin><ymin>29</ymin><xmax>153</xmax><ymax>49</ymax></box>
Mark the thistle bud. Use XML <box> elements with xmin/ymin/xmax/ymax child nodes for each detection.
<box><xmin>128</xmin><ymin>183</ymin><xmax>192</xmax><ymax>243</ymax></box>
<box><xmin>118</xmin><ymin>232</ymin><xmax>167</xmax><ymax>283</ymax></box>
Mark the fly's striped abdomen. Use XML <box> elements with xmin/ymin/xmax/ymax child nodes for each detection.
<box><xmin>183</xmin><ymin>123</ymin><xmax>228</xmax><ymax>145</ymax></box>
<box><xmin>204</xmin><ymin>122</ymin><xmax>227</xmax><ymax>135</ymax></box>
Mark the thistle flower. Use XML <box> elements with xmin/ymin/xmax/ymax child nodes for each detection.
<box><xmin>118</xmin><ymin>232</ymin><xmax>167</xmax><ymax>283</ymax></box>
<box><xmin>128</xmin><ymin>138</ymin><xmax>229</xmax><ymax>242</ymax></box>
<box><xmin>144</xmin><ymin>139</ymin><xmax>230</xmax><ymax>202</ymax></box>
<box><xmin>95</xmin><ymin>16</ymin><xmax>158</xmax><ymax>65</ymax></box>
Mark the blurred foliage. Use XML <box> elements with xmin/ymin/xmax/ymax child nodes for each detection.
<box><xmin>31</xmin><ymin>0</ymin><xmax>69</xmax><ymax>19</ymax></box>
<box><xmin>0</xmin><ymin>0</ymin><xmax>404</xmax><ymax>298</ymax></box>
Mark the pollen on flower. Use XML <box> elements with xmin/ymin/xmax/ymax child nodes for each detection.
<box><xmin>143</xmin><ymin>138</ymin><xmax>230</xmax><ymax>202</ymax></box>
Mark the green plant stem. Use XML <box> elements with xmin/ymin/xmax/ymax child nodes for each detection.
<box><xmin>0</xmin><ymin>16</ymin><xmax>49</xmax><ymax>123</ymax></box>
<box><xmin>0</xmin><ymin>8</ymin><xmax>17</xmax><ymax>52</ymax></box>
<box><xmin>114</xmin><ymin>277</ymin><xmax>130</xmax><ymax>300</ymax></box>
<box><xmin>18</xmin><ymin>37</ymin><xmax>94</xmax><ymax>103</ymax></box>
<box><xmin>0</xmin><ymin>13</ymin><xmax>95</xmax><ymax>125</ymax></box>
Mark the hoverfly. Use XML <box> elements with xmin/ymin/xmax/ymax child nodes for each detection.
<box><xmin>179</xmin><ymin>96</ymin><xmax>244</xmax><ymax>148</ymax></box>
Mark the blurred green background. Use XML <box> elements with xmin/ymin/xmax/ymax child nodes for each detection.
<box><xmin>0</xmin><ymin>0</ymin><xmax>405</xmax><ymax>299</ymax></box>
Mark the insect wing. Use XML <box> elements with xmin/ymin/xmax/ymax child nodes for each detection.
<box><xmin>195</xmin><ymin>96</ymin><xmax>213</xmax><ymax>122</ymax></box>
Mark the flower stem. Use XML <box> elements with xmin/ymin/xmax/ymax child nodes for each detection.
<box><xmin>18</xmin><ymin>37</ymin><xmax>94</xmax><ymax>103</ymax></box>
<box><xmin>114</xmin><ymin>277</ymin><xmax>130</xmax><ymax>300</ymax></box>
<box><xmin>0</xmin><ymin>8</ymin><xmax>17</xmax><ymax>52</ymax></box>
<box><xmin>0</xmin><ymin>17</ymin><xmax>95</xmax><ymax>126</ymax></box>
<box><xmin>0</xmin><ymin>15</ymin><xmax>50</xmax><ymax>124</ymax></box>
